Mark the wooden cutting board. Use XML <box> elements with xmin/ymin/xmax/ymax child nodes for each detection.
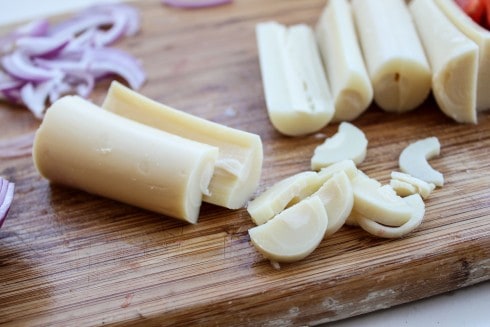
<box><xmin>1</xmin><ymin>0</ymin><xmax>489</xmax><ymax>325</ymax></box>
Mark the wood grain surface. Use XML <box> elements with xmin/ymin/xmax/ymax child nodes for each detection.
<box><xmin>1</xmin><ymin>0</ymin><xmax>489</xmax><ymax>326</ymax></box>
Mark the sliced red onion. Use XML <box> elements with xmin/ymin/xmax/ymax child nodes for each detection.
<box><xmin>35</xmin><ymin>48</ymin><xmax>139</xmax><ymax>94</ymax></box>
<box><xmin>1</xmin><ymin>88</ymin><xmax>22</xmax><ymax>104</ymax></box>
<box><xmin>0</xmin><ymin>19</ymin><xmax>50</xmax><ymax>52</ymax></box>
<box><xmin>116</xmin><ymin>4</ymin><xmax>141</xmax><ymax>37</ymax></box>
<box><xmin>72</xmin><ymin>73</ymin><xmax>95</xmax><ymax>98</ymax></box>
<box><xmin>89</xmin><ymin>4</ymin><xmax>141</xmax><ymax>45</ymax></box>
<box><xmin>14</xmin><ymin>34</ymin><xmax>70</xmax><ymax>58</ymax></box>
<box><xmin>87</xmin><ymin>48</ymin><xmax>145</xmax><ymax>89</ymax></box>
<box><xmin>49</xmin><ymin>4</ymin><xmax>140</xmax><ymax>46</ymax></box>
<box><xmin>48</xmin><ymin>13</ymin><xmax>113</xmax><ymax>39</ymax></box>
<box><xmin>0</xmin><ymin>73</ymin><xmax>24</xmax><ymax>92</ymax></box>
<box><xmin>62</xmin><ymin>28</ymin><xmax>98</xmax><ymax>53</ymax></box>
<box><xmin>20</xmin><ymin>83</ymin><xmax>47</xmax><ymax>118</ymax></box>
<box><xmin>34</xmin><ymin>55</ymin><xmax>89</xmax><ymax>76</ymax></box>
<box><xmin>162</xmin><ymin>0</ymin><xmax>233</xmax><ymax>9</ymax></box>
<box><xmin>0</xmin><ymin>72</ymin><xmax>23</xmax><ymax>103</ymax></box>
<box><xmin>2</xmin><ymin>51</ymin><xmax>64</xmax><ymax>82</ymax></box>
<box><xmin>85</xmin><ymin>4</ymin><xmax>140</xmax><ymax>36</ymax></box>
<box><xmin>0</xmin><ymin>177</ymin><xmax>15</xmax><ymax>228</ymax></box>
<box><xmin>0</xmin><ymin>4</ymin><xmax>145</xmax><ymax>119</ymax></box>
<box><xmin>14</xmin><ymin>19</ymin><xmax>50</xmax><ymax>37</ymax></box>
<box><xmin>94</xmin><ymin>10</ymin><xmax>130</xmax><ymax>46</ymax></box>
<box><xmin>48</xmin><ymin>79</ymin><xmax>73</xmax><ymax>103</ymax></box>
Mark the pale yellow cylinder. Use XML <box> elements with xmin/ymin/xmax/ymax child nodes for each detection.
<box><xmin>33</xmin><ymin>96</ymin><xmax>219</xmax><ymax>223</ymax></box>
<box><xmin>352</xmin><ymin>0</ymin><xmax>432</xmax><ymax>113</ymax></box>
<box><xmin>102</xmin><ymin>81</ymin><xmax>263</xmax><ymax>209</ymax></box>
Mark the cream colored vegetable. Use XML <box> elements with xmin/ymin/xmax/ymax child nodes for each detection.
<box><xmin>255</xmin><ymin>22</ymin><xmax>334</xmax><ymax>136</ymax></box>
<box><xmin>390</xmin><ymin>171</ymin><xmax>436</xmax><ymax>199</ymax></box>
<box><xmin>352</xmin><ymin>0</ymin><xmax>431</xmax><ymax>113</ymax></box>
<box><xmin>102</xmin><ymin>81</ymin><xmax>263</xmax><ymax>210</ymax></box>
<box><xmin>410</xmin><ymin>0</ymin><xmax>478</xmax><ymax>123</ymax></box>
<box><xmin>352</xmin><ymin>171</ymin><xmax>413</xmax><ymax>226</ymax></box>
<box><xmin>315</xmin><ymin>0</ymin><xmax>373</xmax><ymax>121</ymax></box>
<box><xmin>33</xmin><ymin>96</ymin><xmax>219</xmax><ymax>224</ymax></box>
<box><xmin>247</xmin><ymin>171</ymin><xmax>319</xmax><ymax>226</ymax></box>
<box><xmin>399</xmin><ymin>137</ymin><xmax>444</xmax><ymax>187</ymax></box>
<box><xmin>356</xmin><ymin>194</ymin><xmax>425</xmax><ymax>238</ymax></box>
<box><xmin>311</xmin><ymin>122</ymin><xmax>367</xmax><ymax>170</ymax></box>
<box><xmin>390</xmin><ymin>179</ymin><xmax>418</xmax><ymax>197</ymax></box>
<box><xmin>248</xmin><ymin>196</ymin><xmax>328</xmax><ymax>263</ymax></box>
<box><xmin>317</xmin><ymin>159</ymin><xmax>358</xmax><ymax>182</ymax></box>
<box><xmin>248</xmin><ymin>160</ymin><xmax>358</xmax><ymax>226</ymax></box>
<box><xmin>312</xmin><ymin>171</ymin><xmax>353</xmax><ymax>236</ymax></box>
<box><xmin>435</xmin><ymin>0</ymin><xmax>490</xmax><ymax>112</ymax></box>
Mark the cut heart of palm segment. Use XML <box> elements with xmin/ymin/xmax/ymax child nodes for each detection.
<box><xmin>355</xmin><ymin>194</ymin><xmax>426</xmax><ymax>238</ymax></box>
<box><xmin>248</xmin><ymin>196</ymin><xmax>328</xmax><ymax>263</ymax></box>
<box><xmin>352</xmin><ymin>171</ymin><xmax>413</xmax><ymax>227</ymax></box>
<box><xmin>312</xmin><ymin>171</ymin><xmax>354</xmax><ymax>236</ymax></box>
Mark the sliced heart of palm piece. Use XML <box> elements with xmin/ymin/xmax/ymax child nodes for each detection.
<box><xmin>398</xmin><ymin>137</ymin><xmax>444</xmax><ymax>187</ymax></box>
<box><xmin>248</xmin><ymin>196</ymin><xmax>328</xmax><ymax>263</ymax></box>
<box><xmin>356</xmin><ymin>194</ymin><xmax>425</xmax><ymax>238</ymax></box>
<box><xmin>390</xmin><ymin>171</ymin><xmax>436</xmax><ymax>199</ymax></box>
<box><xmin>255</xmin><ymin>22</ymin><xmax>334</xmax><ymax>136</ymax></box>
<box><xmin>315</xmin><ymin>0</ymin><xmax>373</xmax><ymax>121</ymax></box>
<box><xmin>247</xmin><ymin>171</ymin><xmax>319</xmax><ymax>226</ymax></box>
<box><xmin>311</xmin><ymin>122</ymin><xmax>367</xmax><ymax>170</ymax></box>
<box><xmin>352</xmin><ymin>171</ymin><xmax>413</xmax><ymax>227</ymax></box>
<box><xmin>311</xmin><ymin>171</ymin><xmax>354</xmax><ymax>236</ymax></box>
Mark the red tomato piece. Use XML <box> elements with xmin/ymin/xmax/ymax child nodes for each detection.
<box><xmin>483</xmin><ymin>0</ymin><xmax>490</xmax><ymax>28</ymax></box>
<box><xmin>455</xmin><ymin>0</ymin><xmax>486</xmax><ymax>24</ymax></box>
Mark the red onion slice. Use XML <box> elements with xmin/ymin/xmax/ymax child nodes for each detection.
<box><xmin>0</xmin><ymin>4</ymin><xmax>145</xmax><ymax>118</ymax></box>
<box><xmin>162</xmin><ymin>0</ymin><xmax>233</xmax><ymax>9</ymax></box>
<box><xmin>15</xmin><ymin>35</ymin><xmax>70</xmax><ymax>58</ymax></box>
<box><xmin>20</xmin><ymin>77</ymin><xmax>66</xmax><ymax>118</ymax></box>
<box><xmin>87</xmin><ymin>48</ymin><xmax>145</xmax><ymax>89</ymax></box>
<box><xmin>14</xmin><ymin>19</ymin><xmax>50</xmax><ymax>37</ymax></box>
<box><xmin>0</xmin><ymin>72</ymin><xmax>24</xmax><ymax>102</ymax></box>
<box><xmin>0</xmin><ymin>19</ymin><xmax>50</xmax><ymax>52</ymax></box>
<box><xmin>48</xmin><ymin>79</ymin><xmax>73</xmax><ymax>103</ymax></box>
<box><xmin>62</xmin><ymin>28</ymin><xmax>97</xmax><ymax>53</ymax></box>
<box><xmin>48</xmin><ymin>13</ymin><xmax>113</xmax><ymax>39</ymax></box>
<box><xmin>94</xmin><ymin>10</ymin><xmax>130</xmax><ymax>46</ymax></box>
<box><xmin>0</xmin><ymin>177</ymin><xmax>15</xmax><ymax>228</ymax></box>
<box><xmin>0</xmin><ymin>73</ymin><xmax>24</xmax><ymax>92</ymax></box>
<box><xmin>49</xmin><ymin>4</ymin><xmax>140</xmax><ymax>46</ymax></box>
<box><xmin>33</xmin><ymin>57</ymin><xmax>87</xmax><ymax>73</ymax></box>
<box><xmin>116</xmin><ymin>4</ymin><xmax>141</xmax><ymax>37</ymax></box>
<box><xmin>72</xmin><ymin>73</ymin><xmax>95</xmax><ymax>98</ymax></box>
<box><xmin>2</xmin><ymin>51</ymin><xmax>64</xmax><ymax>82</ymax></box>
<box><xmin>1</xmin><ymin>88</ymin><xmax>22</xmax><ymax>104</ymax></box>
<box><xmin>90</xmin><ymin>4</ymin><xmax>141</xmax><ymax>44</ymax></box>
